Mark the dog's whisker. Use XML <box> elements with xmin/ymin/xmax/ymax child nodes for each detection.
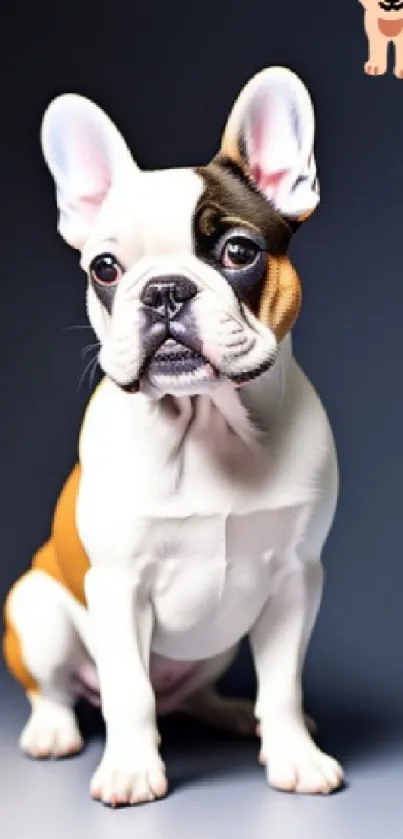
<box><xmin>81</xmin><ymin>342</ymin><xmax>101</xmax><ymax>359</ymax></box>
<box><xmin>77</xmin><ymin>354</ymin><xmax>100</xmax><ymax>394</ymax></box>
<box><xmin>89</xmin><ymin>355</ymin><xmax>100</xmax><ymax>391</ymax></box>
<box><xmin>63</xmin><ymin>324</ymin><xmax>94</xmax><ymax>334</ymax></box>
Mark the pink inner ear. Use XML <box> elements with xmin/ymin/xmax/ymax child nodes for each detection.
<box><xmin>250</xmin><ymin>164</ymin><xmax>287</xmax><ymax>197</ymax></box>
<box><xmin>76</xmin><ymin>190</ymin><xmax>110</xmax><ymax>217</ymax></box>
<box><xmin>244</xmin><ymin>95</ymin><xmax>295</xmax><ymax>203</ymax></box>
<box><xmin>67</xmin><ymin>129</ymin><xmax>113</xmax><ymax>225</ymax></box>
<box><xmin>72</xmin><ymin>127</ymin><xmax>110</xmax><ymax>176</ymax></box>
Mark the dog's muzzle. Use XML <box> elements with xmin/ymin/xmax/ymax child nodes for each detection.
<box><xmin>111</xmin><ymin>271</ymin><xmax>277</xmax><ymax>397</ymax></box>
<box><xmin>139</xmin><ymin>273</ymin><xmax>203</xmax><ymax>355</ymax></box>
<box><xmin>120</xmin><ymin>273</ymin><xmax>211</xmax><ymax>394</ymax></box>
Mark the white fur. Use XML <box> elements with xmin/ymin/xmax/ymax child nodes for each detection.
<box><xmin>19</xmin><ymin>693</ymin><xmax>83</xmax><ymax>759</ymax></box>
<box><xmin>9</xmin><ymin>67</ymin><xmax>344</xmax><ymax>804</ymax></box>
<box><xmin>75</xmin><ymin>348</ymin><xmax>343</xmax><ymax>799</ymax></box>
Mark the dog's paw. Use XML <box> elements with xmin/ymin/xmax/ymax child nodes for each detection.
<box><xmin>259</xmin><ymin>723</ymin><xmax>343</xmax><ymax>795</ymax></box>
<box><xmin>364</xmin><ymin>62</ymin><xmax>386</xmax><ymax>75</ymax></box>
<box><xmin>90</xmin><ymin>751</ymin><xmax>168</xmax><ymax>807</ymax></box>
<box><xmin>20</xmin><ymin>698</ymin><xmax>83</xmax><ymax>759</ymax></box>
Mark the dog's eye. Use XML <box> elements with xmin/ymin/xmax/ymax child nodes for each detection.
<box><xmin>220</xmin><ymin>237</ymin><xmax>259</xmax><ymax>269</ymax></box>
<box><xmin>89</xmin><ymin>253</ymin><xmax>123</xmax><ymax>286</ymax></box>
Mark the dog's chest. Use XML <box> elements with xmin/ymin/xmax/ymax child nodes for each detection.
<box><xmin>78</xmin><ymin>372</ymin><xmax>331</xmax><ymax>658</ymax></box>
<box><xmin>81</xmin><ymin>423</ymin><xmax>295</xmax><ymax>659</ymax></box>
<box><xmin>147</xmin><ymin>503</ymin><xmax>297</xmax><ymax>659</ymax></box>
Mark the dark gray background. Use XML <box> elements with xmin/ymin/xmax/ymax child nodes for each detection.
<box><xmin>0</xmin><ymin>1</ymin><xmax>402</xmax><ymax>836</ymax></box>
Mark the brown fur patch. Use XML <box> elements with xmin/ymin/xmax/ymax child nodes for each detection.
<box><xmin>194</xmin><ymin>158</ymin><xmax>292</xmax><ymax>256</ymax></box>
<box><xmin>194</xmin><ymin>159</ymin><xmax>301</xmax><ymax>337</ymax></box>
<box><xmin>23</xmin><ymin>464</ymin><xmax>89</xmax><ymax>606</ymax></box>
<box><xmin>50</xmin><ymin>463</ymin><xmax>89</xmax><ymax>606</ymax></box>
<box><xmin>2</xmin><ymin>460</ymin><xmax>90</xmax><ymax>693</ymax></box>
<box><xmin>220</xmin><ymin>128</ymin><xmax>243</xmax><ymax>169</ymax></box>
<box><xmin>259</xmin><ymin>256</ymin><xmax>302</xmax><ymax>342</ymax></box>
<box><xmin>2</xmin><ymin>463</ymin><xmax>90</xmax><ymax>692</ymax></box>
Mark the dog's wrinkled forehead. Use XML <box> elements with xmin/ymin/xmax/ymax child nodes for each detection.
<box><xmin>83</xmin><ymin>161</ymin><xmax>292</xmax><ymax>268</ymax></box>
<box><xmin>88</xmin><ymin>168</ymin><xmax>204</xmax><ymax>261</ymax></box>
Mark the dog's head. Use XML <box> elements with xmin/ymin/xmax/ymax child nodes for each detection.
<box><xmin>41</xmin><ymin>67</ymin><xmax>319</xmax><ymax>399</ymax></box>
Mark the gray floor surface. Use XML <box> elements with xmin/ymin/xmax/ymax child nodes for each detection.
<box><xmin>1</xmin><ymin>667</ymin><xmax>402</xmax><ymax>839</ymax></box>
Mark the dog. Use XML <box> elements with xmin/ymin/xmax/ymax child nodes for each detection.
<box><xmin>360</xmin><ymin>0</ymin><xmax>403</xmax><ymax>76</ymax></box>
<box><xmin>2</xmin><ymin>66</ymin><xmax>344</xmax><ymax>806</ymax></box>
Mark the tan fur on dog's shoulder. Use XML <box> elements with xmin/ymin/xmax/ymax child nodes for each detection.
<box><xmin>3</xmin><ymin>461</ymin><xmax>89</xmax><ymax>690</ymax></box>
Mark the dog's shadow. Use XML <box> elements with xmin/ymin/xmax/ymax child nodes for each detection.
<box><xmin>306</xmin><ymin>694</ymin><xmax>402</xmax><ymax>768</ymax></box>
<box><xmin>76</xmin><ymin>692</ymin><xmax>403</xmax><ymax>794</ymax></box>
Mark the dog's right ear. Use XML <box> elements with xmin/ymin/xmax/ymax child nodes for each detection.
<box><xmin>220</xmin><ymin>67</ymin><xmax>319</xmax><ymax>223</ymax></box>
<box><xmin>40</xmin><ymin>95</ymin><xmax>136</xmax><ymax>250</ymax></box>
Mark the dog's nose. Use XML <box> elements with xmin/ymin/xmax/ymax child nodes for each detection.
<box><xmin>141</xmin><ymin>275</ymin><xmax>198</xmax><ymax>318</ymax></box>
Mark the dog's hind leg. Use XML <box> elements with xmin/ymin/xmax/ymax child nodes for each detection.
<box><xmin>179</xmin><ymin>648</ymin><xmax>257</xmax><ymax>735</ymax></box>
<box><xmin>155</xmin><ymin>646</ymin><xmax>256</xmax><ymax>734</ymax></box>
<box><xmin>183</xmin><ymin>689</ymin><xmax>317</xmax><ymax>738</ymax></box>
<box><xmin>161</xmin><ymin>648</ymin><xmax>316</xmax><ymax>738</ymax></box>
<box><xmin>158</xmin><ymin>646</ymin><xmax>316</xmax><ymax>738</ymax></box>
<box><xmin>181</xmin><ymin>686</ymin><xmax>257</xmax><ymax>736</ymax></box>
<box><xmin>3</xmin><ymin>564</ymin><xmax>92</xmax><ymax>759</ymax></box>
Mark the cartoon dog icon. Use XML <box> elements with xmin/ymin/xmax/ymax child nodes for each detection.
<box><xmin>360</xmin><ymin>0</ymin><xmax>403</xmax><ymax>77</ymax></box>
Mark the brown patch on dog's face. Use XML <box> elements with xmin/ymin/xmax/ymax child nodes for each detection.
<box><xmin>259</xmin><ymin>256</ymin><xmax>302</xmax><ymax>341</ymax></box>
<box><xmin>195</xmin><ymin>157</ymin><xmax>293</xmax><ymax>253</ymax></box>
<box><xmin>193</xmin><ymin>157</ymin><xmax>301</xmax><ymax>341</ymax></box>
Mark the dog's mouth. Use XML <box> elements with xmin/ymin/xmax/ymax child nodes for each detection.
<box><xmin>120</xmin><ymin>339</ymin><xmax>218</xmax><ymax>394</ymax></box>
<box><xmin>151</xmin><ymin>341</ymin><xmax>208</xmax><ymax>374</ymax></box>
<box><xmin>119</xmin><ymin>339</ymin><xmax>276</xmax><ymax>396</ymax></box>
<box><xmin>115</xmin><ymin>302</ymin><xmax>277</xmax><ymax>396</ymax></box>
<box><xmin>145</xmin><ymin>339</ymin><xmax>219</xmax><ymax>391</ymax></box>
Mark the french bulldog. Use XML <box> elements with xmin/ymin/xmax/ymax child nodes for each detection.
<box><xmin>360</xmin><ymin>0</ymin><xmax>403</xmax><ymax>76</ymax></box>
<box><xmin>3</xmin><ymin>66</ymin><xmax>344</xmax><ymax>806</ymax></box>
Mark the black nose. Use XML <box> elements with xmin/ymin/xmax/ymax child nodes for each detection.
<box><xmin>141</xmin><ymin>275</ymin><xmax>198</xmax><ymax>318</ymax></box>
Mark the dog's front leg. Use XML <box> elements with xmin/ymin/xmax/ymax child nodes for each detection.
<box><xmin>250</xmin><ymin>560</ymin><xmax>344</xmax><ymax>795</ymax></box>
<box><xmin>84</xmin><ymin>567</ymin><xmax>167</xmax><ymax>807</ymax></box>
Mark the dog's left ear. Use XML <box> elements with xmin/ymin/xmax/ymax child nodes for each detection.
<box><xmin>40</xmin><ymin>94</ymin><xmax>136</xmax><ymax>250</ymax></box>
<box><xmin>220</xmin><ymin>67</ymin><xmax>319</xmax><ymax>222</ymax></box>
